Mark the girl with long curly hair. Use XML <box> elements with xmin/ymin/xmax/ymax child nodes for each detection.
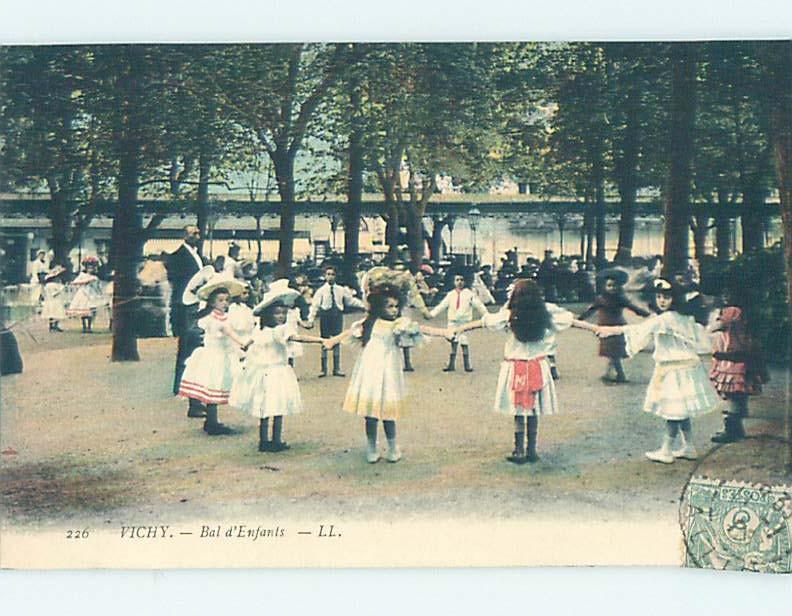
<box><xmin>455</xmin><ymin>279</ymin><xmax>595</xmax><ymax>464</ymax></box>
<box><xmin>324</xmin><ymin>283</ymin><xmax>452</xmax><ymax>463</ymax></box>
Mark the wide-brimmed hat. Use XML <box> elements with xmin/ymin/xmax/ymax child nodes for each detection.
<box><xmin>653</xmin><ymin>278</ymin><xmax>674</xmax><ymax>294</ymax></box>
<box><xmin>253</xmin><ymin>279</ymin><xmax>300</xmax><ymax>315</ymax></box>
<box><xmin>44</xmin><ymin>266</ymin><xmax>67</xmax><ymax>281</ymax></box>
<box><xmin>597</xmin><ymin>267</ymin><xmax>629</xmax><ymax>286</ymax></box>
<box><xmin>196</xmin><ymin>273</ymin><xmax>247</xmax><ymax>301</ymax></box>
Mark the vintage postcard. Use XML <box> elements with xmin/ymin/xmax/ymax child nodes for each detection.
<box><xmin>1</xmin><ymin>38</ymin><xmax>790</xmax><ymax>571</ymax></box>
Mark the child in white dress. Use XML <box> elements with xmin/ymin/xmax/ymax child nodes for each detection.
<box><xmin>178</xmin><ymin>282</ymin><xmax>251</xmax><ymax>436</ymax></box>
<box><xmin>325</xmin><ymin>283</ymin><xmax>451</xmax><ymax>463</ymax></box>
<box><xmin>598</xmin><ymin>278</ymin><xmax>719</xmax><ymax>463</ymax></box>
<box><xmin>428</xmin><ymin>270</ymin><xmax>488</xmax><ymax>372</ymax></box>
<box><xmin>455</xmin><ymin>279</ymin><xmax>595</xmax><ymax>464</ymax></box>
<box><xmin>41</xmin><ymin>267</ymin><xmax>68</xmax><ymax>332</ymax></box>
<box><xmin>67</xmin><ymin>257</ymin><xmax>102</xmax><ymax>333</ymax></box>
<box><xmin>228</xmin><ymin>284</ymin><xmax>256</xmax><ymax>364</ymax></box>
<box><xmin>230</xmin><ymin>280</ymin><xmax>325</xmax><ymax>452</ymax></box>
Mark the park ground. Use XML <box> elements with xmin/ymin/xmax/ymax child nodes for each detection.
<box><xmin>1</xmin><ymin>307</ymin><xmax>790</xmax><ymax>531</ymax></box>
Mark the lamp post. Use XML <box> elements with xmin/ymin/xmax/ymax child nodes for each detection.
<box><xmin>468</xmin><ymin>207</ymin><xmax>481</xmax><ymax>267</ymax></box>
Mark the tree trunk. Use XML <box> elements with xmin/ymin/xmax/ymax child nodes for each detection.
<box><xmin>593</xmin><ymin>152</ymin><xmax>607</xmax><ymax>267</ymax></box>
<box><xmin>429</xmin><ymin>217</ymin><xmax>446</xmax><ymax>263</ymax></box>
<box><xmin>111</xmin><ymin>147</ymin><xmax>142</xmax><ymax>362</ymax></box>
<box><xmin>404</xmin><ymin>206</ymin><xmax>424</xmax><ymax>272</ymax></box>
<box><xmin>662</xmin><ymin>44</ymin><xmax>697</xmax><ymax>278</ymax></box>
<box><xmin>343</xmin><ymin>72</ymin><xmax>364</xmax><ymax>288</ymax></box>
<box><xmin>714</xmin><ymin>189</ymin><xmax>732</xmax><ymax>261</ymax></box>
<box><xmin>110</xmin><ymin>49</ymin><xmax>145</xmax><ymax>362</ymax></box>
<box><xmin>273</xmin><ymin>153</ymin><xmax>296</xmax><ymax>278</ymax></box>
<box><xmin>692</xmin><ymin>214</ymin><xmax>710</xmax><ymax>262</ymax></box>
<box><xmin>47</xmin><ymin>186</ymin><xmax>72</xmax><ymax>269</ymax></box>
<box><xmin>614</xmin><ymin>84</ymin><xmax>640</xmax><ymax>265</ymax></box>
<box><xmin>196</xmin><ymin>149</ymin><xmax>211</xmax><ymax>257</ymax></box>
<box><xmin>384</xmin><ymin>203</ymin><xmax>400</xmax><ymax>264</ymax></box>
<box><xmin>740</xmin><ymin>181</ymin><xmax>766</xmax><ymax>253</ymax></box>
<box><xmin>584</xmin><ymin>196</ymin><xmax>595</xmax><ymax>269</ymax></box>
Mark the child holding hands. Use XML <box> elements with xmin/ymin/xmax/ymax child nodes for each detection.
<box><xmin>324</xmin><ymin>283</ymin><xmax>452</xmax><ymax>463</ymax></box>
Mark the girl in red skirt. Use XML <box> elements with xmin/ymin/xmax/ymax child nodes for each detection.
<box><xmin>709</xmin><ymin>305</ymin><xmax>767</xmax><ymax>442</ymax></box>
<box><xmin>578</xmin><ymin>270</ymin><xmax>650</xmax><ymax>383</ymax></box>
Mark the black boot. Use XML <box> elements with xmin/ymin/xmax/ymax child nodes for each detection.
<box><xmin>526</xmin><ymin>416</ymin><xmax>539</xmax><ymax>462</ymax></box>
<box><xmin>203</xmin><ymin>404</ymin><xmax>233</xmax><ymax>435</ymax></box>
<box><xmin>319</xmin><ymin>348</ymin><xmax>328</xmax><ymax>377</ymax></box>
<box><xmin>462</xmin><ymin>345</ymin><xmax>473</xmax><ymax>372</ymax></box>
<box><xmin>549</xmin><ymin>356</ymin><xmax>559</xmax><ymax>380</ymax></box>
<box><xmin>332</xmin><ymin>346</ymin><xmax>345</xmax><ymax>377</ymax></box>
<box><xmin>271</xmin><ymin>415</ymin><xmax>290</xmax><ymax>451</ymax></box>
<box><xmin>403</xmin><ymin>347</ymin><xmax>414</xmax><ymax>372</ymax></box>
<box><xmin>443</xmin><ymin>342</ymin><xmax>458</xmax><ymax>372</ymax></box>
<box><xmin>710</xmin><ymin>413</ymin><xmax>745</xmax><ymax>443</ymax></box>
<box><xmin>506</xmin><ymin>431</ymin><xmax>527</xmax><ymax>464</ymax></box>
<box><xmin>258</xmin><ymin>418</ymin><xmax>271</xmax><ymax>452</ymax></box>
<box><xmin>187</xmin><ymin>398</ymin><xmax>207</xmax><ymax>418</ymax></box>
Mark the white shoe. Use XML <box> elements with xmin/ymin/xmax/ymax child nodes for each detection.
<box><xmin>366</xmin><ymin>449</ymin><xmax>381</xmax><ymax>464</ymax></box>
<box><xmin>645</xmin><ymin>448</ymin><xmax>674</xmax><ymax>464</ymax></box>
<box><xmin>385</xmin><ymin>445</ymin><xmax>402</xmax><ymax>463</ymax></box>
<box><xmin>672</xmin><ymin>445</ymin><xmax>698</xmax><ymax>460</ymax></box>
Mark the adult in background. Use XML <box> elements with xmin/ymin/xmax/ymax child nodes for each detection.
<box><xmin>166</xmin><ymin>225</ymin><xmax>204</xmax><ymax>338</ymax></box>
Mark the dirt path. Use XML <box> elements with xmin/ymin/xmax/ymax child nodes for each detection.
<box><xmin>2</xmin><ymin>310</ymin><xmax>789</xmax><ymax>529</ymax></box>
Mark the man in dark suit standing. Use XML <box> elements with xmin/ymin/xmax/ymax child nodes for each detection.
<box><xmin>166</xmin><ymin>225</ymin><xmax>204</xmax><ymax>399</ymax></box>
<box><xmin>167</xmin><ymin>226</ymin><xmax>203</xmax><ymax>337</ymax></box>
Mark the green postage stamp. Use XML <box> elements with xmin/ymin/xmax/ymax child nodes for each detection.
<box><xmin>683</xmin><ymin>476</ymin><xmax>792</xmax><ymax>573</ymax></box>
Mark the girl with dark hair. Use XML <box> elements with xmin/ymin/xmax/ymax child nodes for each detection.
<box><xmin>455</xmin><ymin>279</ymin><xmax>595</xmax><ymax>464</ymax></box>
<box><xmin>324</xmin><ymin>283</ymin><xmax>451</xmax><ymax>463</ymax></box>
<box><xmin>578</xmin><ymin>270</ymin><xmax>651</xmax><ymax>383</ymax></box>
<box><xmin>230</xmin><ymin>280</ymin><xmax>325</xmax><ymax>452</ymax></box>
<box><xmin>178</xmin><ymin>281</ymin><xmax>251</xmax><ymax>435</ymax></box>
<box><xmin>598</xmin><ymin>278</ymin><xmax>719</xmax><ymax>464</ymax></box>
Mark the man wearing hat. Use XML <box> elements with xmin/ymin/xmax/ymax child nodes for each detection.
<box><xmin>306</xmin><ymin>265</ymin><xmax>366</xmax><ymax>377</ymax></box>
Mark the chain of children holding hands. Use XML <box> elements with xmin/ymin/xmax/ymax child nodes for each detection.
<box><xmin>175</xmin><ymin>264</ymin><xmax>765</xmax><ymax>465</ymax></box>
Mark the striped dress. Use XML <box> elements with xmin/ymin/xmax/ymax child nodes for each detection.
<box><xmin>178</xmin><ymin>310</ymin><xmax>237</xmax><ymax>405</ymax></box>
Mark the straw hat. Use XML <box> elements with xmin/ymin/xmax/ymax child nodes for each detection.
<box><xmin>196</xmin><ymin>273</ymin><xmax>247</xmax><ymax>301</ymax></box>
<box><xmin>253</xmin><ymin>279</ymin><xmax>299</xmax><ymax>315</ymax></box>
<box><xmin>44</xmin><ymin>265</ymin><xmax>67</xmax><ymax>281</ymax></box>
<box><xmin>596</xmin><ymin>267</ymin><xmax>629</xmax><ymax>286</ymax></box>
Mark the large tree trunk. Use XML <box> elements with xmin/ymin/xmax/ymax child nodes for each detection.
<box><xmin>662</xmin><ymin>44</ymin><xmax>697</xmax><ymax>278</ymax></box>
<box><xmin>593</xmin><ymin>152</ymin><xmax>607</xmax><ymax>267</ymax></box>
<box><xmin>740</xmin><ymin>180</ymin><xmax>766</xmax><ymax>253</ymax></box>
<box><xmin>343</xmin><ymin>72</ymin><xmax>364</xmax><ymax>289</ymax></box>
<box><xmin>714</xmin><ymin>189</ymin><xmax>732</xmax><ymax>261</ymax></box>
<box><xmin>614</xmin><ymin>86</ymin><xmax>640</xmax><ymax>265</ymax></box>
<box><xmin>111</xmin><ymin>148</ymin><xmax>142</xmax><ymax>362</ymax></box>
<box><xmin>584</xmin><ymin>196</ymin><xmax>595</xmax><ymax>269</ymax></box>
<box><xmin>47</xmin><ymin>185</ymin><xmax>72</xmax><ymax>269</ymax></box>
<box><xmin>429</xmin><ymin>217</ymin><xmax>446</xmax><ymax>263</ymax></box>
<box><xmin>273</xmin><ymin>153</ymin><xmax>296</xmax><ymax>278</ymax></box>
<box><xmin>196</xmin><ymin>149</ymin><xmax>211</xmax><ymax>257</ymax></box>
<box><xmin>384</xmin><ymin>202</ymin><xmax>400</xmax><ymax>264</ymax></box>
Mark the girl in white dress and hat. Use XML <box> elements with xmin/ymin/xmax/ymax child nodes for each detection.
<box><xmin>598</xmin><ymin>278</ymin><xmax>718</xmax><ymax>464</ymax></box>
<box><xmin>178</xmin><ymin>276</ymin><xmax>251</xmax><ymax>436</ymax></box>
<box><xmin>324</xmin><ymin>283</ymin><xmax>452</xmax><ymax>464</ymax></box>
<box><xmin>41</xmin><ymin>266</ymin><xmax>68</xmax><ymax>332</ymax></box>
<box><xmin>454</xmin><ymin>279</ymin><xmax>596</xmax><ymax>464</ymax></box>
<box><xmin>230</xmin><ymin>279</ymin><xmax>326</xmax><ymax>452</ymax></box>
<box><xmin>67</xmin><ymin>256</ymin><xmax>102</xmax><ymax>333</ymax></box>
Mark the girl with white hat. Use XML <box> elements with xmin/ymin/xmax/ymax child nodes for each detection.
<box><xmin>178</xmin><ymin>277</ymin><xmax>251</xmax><ymax>436</ymax></box>
<box><xmin>229</xmin><ymin>279</ymin><xmax>326</xmax><ymax>452</ymax></box>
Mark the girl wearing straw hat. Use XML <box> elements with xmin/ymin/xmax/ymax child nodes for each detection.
<box><xmin>178</xmin><ymin>275</ymin><xmax>251</xmax><ymax>436</ymax></box>
<box><xmin>230</xmin><ymin>280</ymin><xmax>326</xmax><ymax>452</ymax></box>
<box><xmin>42</xmin><ymin>266</ymin><xmax>68</xmax><ymax>332</ymax></box>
